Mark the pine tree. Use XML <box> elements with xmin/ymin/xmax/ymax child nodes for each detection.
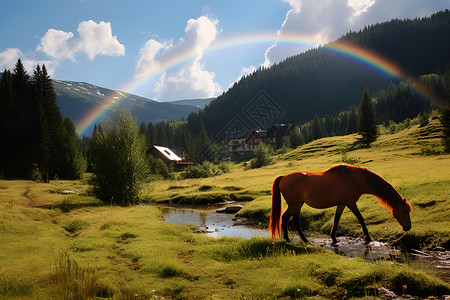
<box><xmin>346</xmin><ymin>104</ymin><xmax>359</xmax><ymax>134</ymax></box>
<box><xmin>194</xmin><ymin>120</ymin><xmax>210</xmax><ymax>161</ymax></box>
<box><xmin>358</xmin><ymin>87</ymin><xmax>378</xmax><ymax>147</ymax></box>
<box><xmin>31</xmin><ymin>64</ymin><xmax>85</xmax><ymax>180</ymax></box>
<box><xmin>0</xmin><ymin>70</ymin><xmax>15</xmax><ymax>177</ymax></box>
<box><xmin>12</xmin><ymin>59</ymin><xmax>34</xmax><ymax>177</ymax></box>
<box><xmin>59</xmin><ymin>117</ymin><xmax>87</xmax><ymax>179</ymax></box>
<box><xmin>146</xmin><ymin>122</ymin><xmax>156</xmax><ymax>147</ymax></box>
<box><xmin>311</xmin><ymin>113</ymin><xmax>325</xmax><ymax>140</ymax></box>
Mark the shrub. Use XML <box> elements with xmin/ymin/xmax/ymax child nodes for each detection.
<box><xmin>181</xmin><ymin>161</ymin><xmax>222</xmax><ymax>179</ymax></box>
<box><xmin>249</xmin><ymin>143</ymin><xmax>273</xmax><ymax>169</ymax></box>
<box><xmin>90</xmin><ymin>109</ymin><xmax>148</xmax><ymax>206</ymax></box>
<box><xmin>147</xmin><ymin>155</ymin><xmax>174</xmax><ymax>179</ymax></box>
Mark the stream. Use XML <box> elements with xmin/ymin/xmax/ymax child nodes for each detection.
<box><xmin>161</xmin><ymin>205</ymin><xmax>450</xmax><ymax>284</ymax></box>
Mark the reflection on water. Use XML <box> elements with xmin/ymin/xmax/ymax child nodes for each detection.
<box><xmin>162</xmin><ymin>207</ymin><xmax>269</xmax><ymax>239</ymax></box>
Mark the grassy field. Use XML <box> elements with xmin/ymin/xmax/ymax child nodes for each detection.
<box><xmin>1</xmin><ymin>118</ymin><xmax>449</xmax><ymax>299</ymax></box>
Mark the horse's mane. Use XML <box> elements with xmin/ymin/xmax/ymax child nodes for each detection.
<box><xmin>326</xmin><ymin>165</ymin><xmax>411</xmax><ymax>213</ymax></box>
<box><xmin>358</xmin><ymin>167</ymin><xmax>409</xmax><ymax>213</ymax></box>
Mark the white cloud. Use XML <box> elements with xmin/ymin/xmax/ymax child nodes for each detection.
<box><xmin>0</xmin><ymin>48</ymin><xmax>57</xmax><ymax>76</ymax></box>
<box><xmin>37</xmin><ymin>20</ymin><xmax>125</xmax><ymax>61</ymax></box>
<box><xmin>347</xmin><ymin>0</ymin><xmax>375</xmax><ymax>17</ymax></box>
<box><xmin>0</xmin><ymin>48</ymin><xmax>23</xmax><ymax>70</ymax></box>
<box><xmin>265</xmin><ymin>0</ymin><xmax>450</xmax><ymax>66</ymax></box>
<box><xmin>77</xmin><ymin>20</ymin><xmax>125</xmax><ymax>60</ymax></box>
<box><xmin>265</xmin><ymin>0</ymin><xmax>355</xmax><ymax>66</ymax></box>
<box><xmin>135</xmin><ymin>16</ymin><xmax>221</xmax><ymax>100</ymax></box>
<box><xmin>37</xmin><ymin>29</ymin><xmax>76</xmax><ymax>61</ymax></box>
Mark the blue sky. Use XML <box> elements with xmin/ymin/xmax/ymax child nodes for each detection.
<box><xmin>1</xmin><ymin>0</ymin><xmax>449</xmax><ymax>101</ymax></box>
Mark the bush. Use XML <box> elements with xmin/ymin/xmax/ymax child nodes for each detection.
<box><xmin>90</xmin><ymin>109</ymin><xmax>148</xmax><ymax>206</ymax></box>
<box><xmin>180</xmin><ymin>161</ymin><xmax>225</xmax><ymax>179</ymax></box>
<box><xmin>249</xmin><ymin>143</ymin><xmax>273</xmax><ymax>169</ymax></box>
<box><xmin>147</xmin><ymin>155</ymin><xmax>174</xmax><ymax>179</ymax></box>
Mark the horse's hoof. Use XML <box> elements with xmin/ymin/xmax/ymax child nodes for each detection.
<box><xmin>364</xmin><ymin>237</ymin><xmax>372</xmax><ymax>244</ymax></box>
<box><xmin>331</xmin><ymin>239</ymin><xmax>338</xmax><ymax>246</ymax></box>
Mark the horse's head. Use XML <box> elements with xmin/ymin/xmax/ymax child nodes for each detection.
<box><xmin>393</xmin><ymin>198</ymin><xmax>412</xmax><ymax>231</ymax></box>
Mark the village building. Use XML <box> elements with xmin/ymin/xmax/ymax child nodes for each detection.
<box><xmin>147</xmin><ymin>145</ymin><xmax>193</xmax><ymax>170</ymax></box>
<box><xmin>224</xmin><ymin>128</ymin><xmax>251</xmax><ymax>158</ymax></box>
<box><xmin>225</xmin><ymin>123</ymin><xmax>299</xmax><ymax>158</ymax></box>
<box><xmin>267</xmin><ymin>123</ymin><xmax>298</xmax><ymax>148</ymax></box>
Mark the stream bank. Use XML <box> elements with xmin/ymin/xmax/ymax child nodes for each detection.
<box><xmin>161</xmin><ymin>204</ymin><xmax>450</xmax><ymax>284</ymax></box>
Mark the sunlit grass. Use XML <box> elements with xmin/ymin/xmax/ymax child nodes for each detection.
<box><xmin>0</xmin><ymin>118</ymin><xmax>449</xmax><ymax>298</ymax></box>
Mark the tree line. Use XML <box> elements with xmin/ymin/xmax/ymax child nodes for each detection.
<box><xmin>0</xmin><ymin>59</ymin><xmax>86</xmax><ymax>181</ymax></box>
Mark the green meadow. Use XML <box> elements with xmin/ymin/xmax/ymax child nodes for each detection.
<box><xmin>1</xmin><ymin>118</ymin><xmax>449</xmax><ymax>299</ymax></box>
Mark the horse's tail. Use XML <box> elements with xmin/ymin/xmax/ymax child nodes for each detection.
<box><xmin>269</xmin><ymin>176</ymin><xmax>284</xmax><ymax>241</ymax></box>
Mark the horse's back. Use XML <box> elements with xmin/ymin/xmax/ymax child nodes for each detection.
<box><xmin>279</xmin><ymin>168</ymin><xmax>360</xmax><ymax>209</ymax></box>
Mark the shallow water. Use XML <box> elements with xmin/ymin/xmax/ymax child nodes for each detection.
<box><xmin>162</xmin><ymin>206</ymin><xmax>269</xmax><ymax>239</ymax></box>
<box><xmin>162</xmin><ymin>206</ymin><xmax>450</xmax><ymax>283</ymax></box>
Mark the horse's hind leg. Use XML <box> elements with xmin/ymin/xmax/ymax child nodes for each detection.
<box><xmin>330</xmin><ymin>205</ymin><xmax>345</xmax><ymax>244</ymax></box>
<box><xmin>347</xmin><ymin>203</ymin><xmax>371</xmax><ymax>244</ymax></box>
<box><xmin>292</xmin><ymin>212</ymin><xmax>309</xmax><ymax>243</ymax></box>
<box><xmin>281</xmin><ymin>210</ymin><xmax>292</xmax><ymax>242</ymax></box>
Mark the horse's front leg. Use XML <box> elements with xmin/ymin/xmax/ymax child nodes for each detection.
<box><xmin>347</xmin><ymin>203</ymin><xmax>371</xmax><ymax>244</ymax></box>
<box><xmin>330</xmin><ymin>205</ymin><xmax>345</xmax><ymax>244</ymax></box>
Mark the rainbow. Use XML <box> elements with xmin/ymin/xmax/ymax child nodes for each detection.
<box><xmin>75</xmin><ymin>33</ymin><xmax>438</xmax><ymax>136</ymax></box>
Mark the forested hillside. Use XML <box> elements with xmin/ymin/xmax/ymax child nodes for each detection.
<box><xmin>0</xmin><ymin>61</ymin><xmax>86</xmax><ymax>180</ymax></box>
<box><xmin>187</xmin><ymin>10</ymin><xmax>450</xmax><ymax>138</ymax></box>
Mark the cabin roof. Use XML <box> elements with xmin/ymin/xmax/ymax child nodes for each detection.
<box><xmin>153</xmin><ymin>145</ymin><xmax>182</xmax><ymax>161</ymax></box>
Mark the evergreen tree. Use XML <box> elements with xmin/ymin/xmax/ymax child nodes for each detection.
<box><xmin>58</xmin><ymin>117</ymin><xmax>87</xmax><ymax>179</ymax></box>
<box><xmin>289</xmin><ymin>129</ymin><xmax>304</xmax><ymax>148</ymax></box>
<box><xmin>440</xmin><ymin>106</ymin><xmax>450</xmax><ymax>153</ymax></box>
<box><xmin>358</xmin><ymin>87</ymin><xmax>378</xmax><ymax>147</ymax></box>
<box><xmin>346</xmin><ymin>104</ymin><xmax>359</xmax><ymax>134</ymax></box>
<box><xmin>144</xmin><ymin>122</ymin><xmax>156</xmax><ymax>148</ymax></box>
<box><xmin>311</xmin><ymin>113</ymin><xmax>325</xmax><ymax>140</ymax></box>
<box><xmin>194</xmin><ymin>120</ymin><xmax>210</xmax><ymax>161</ymax></box>
<box><xmin>0</xmin><ymin>70</ymin><xmax>15</xmax><ymax>177</ymax></box>
<box><xmin>155</xmin><ymin>122</ymin><xmax>168</xmax><ymax>146</ymax></box>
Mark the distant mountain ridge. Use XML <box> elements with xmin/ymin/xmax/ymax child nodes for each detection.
<box><xmin>168</xmin><ymin>98</ymin><xmax>213</xmax><ymax>109</ymax></box>
<box><xmin>53</xmin><ymin>80</ymin><xmax>210</xmax><ymax>133</ymax></box>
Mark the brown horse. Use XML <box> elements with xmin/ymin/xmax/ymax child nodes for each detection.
<box><xmin>269</xmin><ymin>165</ymin><xmax>412</xmax><ymax>244</ymax></box>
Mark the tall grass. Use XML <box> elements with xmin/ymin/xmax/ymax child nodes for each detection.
<box><xmin>50</xmin><ymin>252</ymin><xmax>102</xmax><ymax>299</ymax></box>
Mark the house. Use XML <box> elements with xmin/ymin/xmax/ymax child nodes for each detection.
<box><xmin>224</xmin><ymin>128</ymin><xmax>252</xmax><ymax>158</ymax></box>
<box><xmin>225</xmin><ymin>123</ymin><xmax>299</xmax><ymax>158</ymax></box>
<box><xmin>246</xmin><ymin>129</ymin><xmax>270</xmax><ymax>151</ymax></box>
<box><xmin>267</xmin><ymin>123</ymin><xmax>299</xmax><ymax>148</ymax></box>
<box><xmin>147</xmin><ymin>145</ymin><xmax>193</xmax><ymax>170</ymax></box>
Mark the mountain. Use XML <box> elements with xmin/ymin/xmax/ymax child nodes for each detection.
<box><xmin>168</xmin><ymin>98</ymin><xmax>213</xmax><ymax>109</ymax></box>
<box><xmin>53</xmin><ymin>80</ymin><xmax>204</xmax><ymax>131</ymax></box>
<box><xmin>187</xmin><ymin>10</ymin><xmax>450</xmax><ymax>138</ymax></box>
